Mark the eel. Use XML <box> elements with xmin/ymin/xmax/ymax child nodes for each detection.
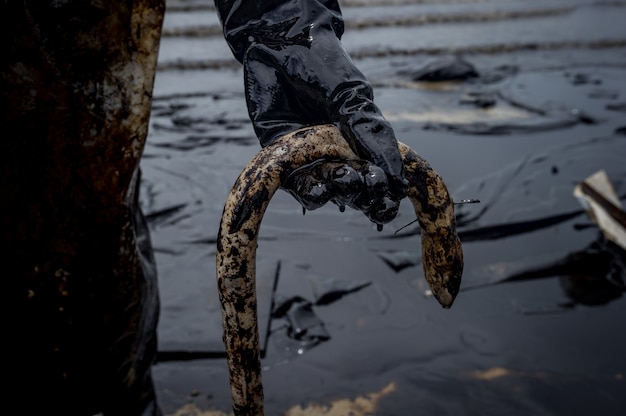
<box><xmin>216</xmin><ymin>124</ymin><xmax>463</xmax><ymax>416</ymax></box>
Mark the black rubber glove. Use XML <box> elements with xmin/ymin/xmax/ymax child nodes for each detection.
<box><xmin>282</xmin><ymin>159</ymin><xmax>402</xmax><ymax>229</ymax></box>
<box><xmin>216</xmin><ymin>0</ymin><xmax>409</xmax><ymax>225</ymax></box>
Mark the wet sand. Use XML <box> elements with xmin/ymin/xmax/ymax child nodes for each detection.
<box><xmin>145</xmin><ymin>0</ymin><xmax>626</xmax><ymax>414</ymax></box>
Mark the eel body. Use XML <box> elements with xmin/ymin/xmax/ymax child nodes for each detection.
<box><xmin>216</xmin><ymin>124</ymin><xmax>463</xmax><ymax>416</ymax></box>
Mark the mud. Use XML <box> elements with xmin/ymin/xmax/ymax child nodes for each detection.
<box><xmin>147</xmin><ymin>0</ymin><xmax>626</xmax><ymax>415</ymax></box>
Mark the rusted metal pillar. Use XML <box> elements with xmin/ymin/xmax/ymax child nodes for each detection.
<box><xmin>1</xmin><ymin>1</ymin><xmax>165</xmax><ymax>414</ymax></box>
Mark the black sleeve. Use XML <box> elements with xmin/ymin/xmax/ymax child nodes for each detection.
<box><xmin>214</xmin><ymin>0</ymin><xmax>344</xmax><ymax>63</ymax></box>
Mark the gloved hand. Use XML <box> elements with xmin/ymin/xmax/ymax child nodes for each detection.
<box><xmin>216</xmin><ymin>0</ymin><xmax>409</xmax><ymax>226</ymax></box>
<box><xmin>282</xmin><ymin>159</ymin><xmax>401</xmax><ymax>230</ymax></box>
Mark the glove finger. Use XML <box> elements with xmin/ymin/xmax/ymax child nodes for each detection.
<box><xmin>366</xmin><ymin>194</ymin><xmax>401</xmax><ymax>226</ymax></box>
<box><xmin>282</xmin><ymin>162</ymin><xmax>332</xmax><ymax>211</ymax></box>
<box><xmin>328</xmin><ymin>163</ymin><xmax>364</xmax><ymax>209</ymax></box>
<box><xmin>348</xmin><ymin>163</ymin><xmax>388</xmax><ymax>211</ymax></box>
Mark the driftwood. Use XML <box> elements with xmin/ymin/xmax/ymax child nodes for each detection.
<box><xmin>216</xmin><ymin>124</ymin><xmax>463</xmax><ymax>416</ymax></box>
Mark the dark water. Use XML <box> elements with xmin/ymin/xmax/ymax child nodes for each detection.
<box><xmin>146</xmin><ymin>0</ymin><xmax>626</xmax><ymax>414</ymax></box>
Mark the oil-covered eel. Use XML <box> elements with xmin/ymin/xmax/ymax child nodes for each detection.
<box><xmin>216</xmin><ymin>124</ymin><xmax>463</xmax><ymax>416</ymax></box>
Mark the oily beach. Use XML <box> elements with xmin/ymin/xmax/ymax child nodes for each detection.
<box><xmin>143</xmin><ymin>1</ymin><xmax>626</xmax><ymax>415</ymax></box>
